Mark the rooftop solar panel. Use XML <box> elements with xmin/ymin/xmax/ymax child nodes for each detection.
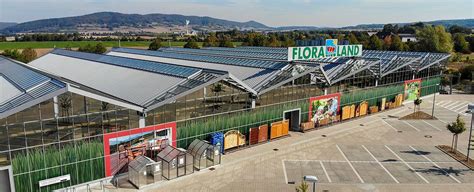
<box><xmin>113</xmin><ymin>48</ymin><xmax>287</xmax><ymax>70</ymax></box>
<box><xmin>52</xmin><ymin>49</ymin><xmax>199</xmax><ymax>78</ymax></box>
<box><xmin>0</xmin><ymin>57</ymin><xmax>49</xmax><ymax>90</ymax></box>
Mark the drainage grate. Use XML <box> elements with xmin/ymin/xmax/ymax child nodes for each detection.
<box><xmin>397</xmin><ymin>130</ymin><xmax>403</xmax><ymax>133</ymax></box>
<box><xmin>209</xmin><ymin>167</ymin><xmax>215</xmax><ymax>171</ymax></box>
<box><xmin>424</xmin><ymin>135</ymin><xmax>433</xmax><ymax>138</ymax></box>
<box><xmin>287</xmin><ymin>181</ymin><xmax>295</xmax><ymax>184</ymax></box>
<box><xmin>273</xmin><ymin>148</ymin><xmax>279</xmax><ymax>151</ymax></box>
<box><xmin>322</xmin><ymin>135</ymin><xmax>327</xmax><ymax>137</ymax></box>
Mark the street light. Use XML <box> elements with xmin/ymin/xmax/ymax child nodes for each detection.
<box><xmin>466</xmin><ymin>104</ymin><xmax>474</xmax><ymax>163</ymax></box>
<box><xmin>432</xmin><ymin>83</ymin><xmax>440</xmax><ymax>118</ymax></box>
<box><xmin>303</xmin><ymin>175</ymin><xmax>318</xmax><ymax>192</ymax></box>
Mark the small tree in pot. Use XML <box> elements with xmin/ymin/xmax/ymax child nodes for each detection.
<box><xmin>414</xmin><ymin>98</ymin><xmax>422</xmax><ymax>113</ymax></box>
<box><xmin>447</xmin><ymin>115</ymin><xmax>466</xmax><ymax>152</ymax></box>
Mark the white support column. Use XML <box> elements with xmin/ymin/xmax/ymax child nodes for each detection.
<box><xmin>203</xmin><ymin>87</ymin><xmax>207</xmax><ymax>98</ymax></box>
<box><xmin>412</xmin><ymin>73</ymin><xmax>415</xmax><ymax>80</ymax></box>
<box><xmin>139</xmin><ymin>112</ymin><xmax>146</xmax><ymax>128</ymax></box>
<box><xmin>324</xmin><ymin>88</ymin><xmax>328</xmax><ymax>95</ymax></box>
<box><xmin>375</xmin><ymin>79</ymin><xmax>379</xmax><ymax>87</ymax></box>
<box><xmin>251</xmin><ymin>98</ymin><xmax>256</xmax><ymax>108</ymax></box>
<box><xmin>53</xmin><ymin>96</ymin><xmax>59</xmax><ymax>119</ymax></box>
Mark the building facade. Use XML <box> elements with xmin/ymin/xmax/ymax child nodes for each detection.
<box><xmin>0</xmin><ymin>46</ymin><xmax>449</xmax><ymax>192</ymax></box>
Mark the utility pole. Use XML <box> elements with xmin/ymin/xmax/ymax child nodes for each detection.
<box><xmin>431</xmin><ymin>84</ymin><xmax>439</xmax><ymax>118</ymax></box>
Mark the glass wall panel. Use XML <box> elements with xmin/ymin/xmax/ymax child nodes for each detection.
<box><xmin>0</xmin><ymin>151</ymin><xmax>10</xmax><ymax>166</ymax></box>
<box><xmin>88</xmin><ymin>113</ymin><xmax>103</xmax><ymax>136</ymax></box>
<box><xmin>0</xmin><ymin>124</ymin><xmax>8</xmax><ymax>152</ymax></box>
<box><xmin>116</xmin><ymin>109</ymin><xmax>130</xmax><ymax>131</ymax></box>
<box><xmin>71</xmin><ymin>93</ymin><xmax>86</xmax><ymax>116</ymax></box>
<box><xmin>8</xmin><ymin>123</ymin><xmax>26</xmax><ymax>150</ymax></box>
<box><xmin>39</xmin><ymin>99</ymin><xmax>55</xmax><ymax>120</ymax></box>
<box><xmin>25</xmin><ymin>121</ymin><xmax>43</xmax><ymax>147</ymax></box>
<box><xmin>42</xmin><ymin>119</ymin><xmax>59</xmax><ymax>145</ymax></box>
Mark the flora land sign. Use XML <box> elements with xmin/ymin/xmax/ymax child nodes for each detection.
<box><xmin>288</xmin><ymin>39</ymin><xmax>363</xmax><ymax>61</ymax></box>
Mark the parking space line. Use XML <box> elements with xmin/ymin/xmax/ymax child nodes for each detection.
<box><xmin>408</xmin><ymin>146</ymin><xmax>462</xmax><ymax>184</ymax></box>
<box><xmin>438</xmin><ymin>105</ymin><xmax>468</xmax><ymax>116</ymax></box>
<box><xmin>282</xmin><ymin>160</ymin><xmax>288</xmax><ymax>184</ymax></box>
<box><xmin>421</xmin><ymin>120</ymin><xmax>442</xmax><ymax>131</ymax></box>
<box><xmin>319</xmin><ymin>161</ymin><xmax>332</xmax><ymax>183</ymax></box>
<box><xmin>442</xmin><ymin>101</ymin><xmax>460</xmax><ymax>109</ymax></box>
<box><xmin>391</xmin><ymin>108</ymin><xmax>408</xmax><ymax>116</ymax></box>
<box><xmin>436</xmin><ymin>101</ymin><xmax>448</xmax><ymax>106</ymax></box>
<box><xmin>336</xmin><ymin>144</ymin><xmax>365</xmax><ymax>183</ymax></box>
<box><xmin>453</xmin><ymin>104</ymin><xmax>468</xmax><ymax>113</ymax></box>
<box><xmin>402</xmin><ymin>121</ymin><xmax>421</xmax><ymax>132</ymax></box>
<box><xmin>449</xmin><ymin>102</ymin><xmax>467</xmax><ymax>111</ymax></box>
<box><xmin>362</xmin><ymin>145</ymin><xmax>400</xmax><ymax>183</ymax></box>
<box><xmin>382</xmin><ymin>119</ymin><xmax>399</xmax><ymax>132</ymax></box>
<box><xmin>384</xmin><ymin>145</ymin><xmax>430</xmax><ymax>184</ymax></box>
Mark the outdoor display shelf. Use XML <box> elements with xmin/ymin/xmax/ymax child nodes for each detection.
<box><xmin>187</xmin><ymin>139</ymin><xmax>221</xmax><ymax>170</ymax></box>
<box><xmin>157</xmin><ymin>145</ymin><xmax>194</xmax><ymax>180</ymax></box>
<box><xmin>128</xmin><ymin>156</ymin><xmax>161</xmax><ymax>189</ymax></box>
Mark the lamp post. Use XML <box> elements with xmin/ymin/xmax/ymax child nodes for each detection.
<box><xmin>432</xmin><ymin>84</ymin><xmax>440</xmax><ymax>118</ymax></box>
<box><xmin>304</xmin><ymin>175</ymin><xmax>318</xmax><ymax>192</ymax></box>
<box><xmin>466</xmin><ymin>104</ymin><xmax>474</xmax><ymax>163</ymax></box>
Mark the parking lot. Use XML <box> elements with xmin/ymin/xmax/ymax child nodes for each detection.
<box><xmin>139</xmin><ymin>94</ymin><xmax>474</xmax><ymax>192</ymax></box>
<box><xmin>284</xmin><ymin>144</ymin><xmax>474</xmax><ymax>185</ymax></box>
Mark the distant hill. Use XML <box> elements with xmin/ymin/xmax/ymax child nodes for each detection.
<box><xmin>0</xmin><ymin>22</ymin><xmax>17</xmax><ymax>30</ymax></box>
<box><xmin>343</xmin><ymin>19</ymin><xmax>474</xmax><ymax>30</ymax></box>
<box><xmin>1</xmin><ymin>12</ymin><xmax>472</xmax><ymax>34</ymax></box>
<box><xmin>0</xmin><ymin>12</ymin><xmax>270</xmax><ymax>34</ymax></box>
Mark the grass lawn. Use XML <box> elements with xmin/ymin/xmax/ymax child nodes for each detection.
<box><xmin>0</xmin><ymin>41</ymin><xmax>243</xmax><ymax>50</ymax></box>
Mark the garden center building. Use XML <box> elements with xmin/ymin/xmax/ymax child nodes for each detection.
<box><xmin>0</xmin><ymin>44</ymin><xmax>449</xmax><ymax>192</ymax></box>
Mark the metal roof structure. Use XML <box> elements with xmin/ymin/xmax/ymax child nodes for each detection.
<box><xmin>157</xmin><ymin>47</ymin><xmax>383</xmax><ymax>85</ymax></box>
<box><xmin>28</xmin><ymin>49</ymin><xmax>235</xmax><ymax>112</ymax></box>
<box><xmin>109</xmin><ymin>48</ymin><xmax>320</xmax><ymax>95</ymax></box>
<box><xmin>0</xmin><ymin>56</ymin><xmax>67</xmax><ymax>119</ymax></box>
<box><xmin>2</xmin><ymin>46</ymin><xmax>450</xmax><ymax>119</ymax></box>
<box><xmin>194</xmin><ymin>46</ymin><xmax>449</xmax><ymax>81</ymax></box>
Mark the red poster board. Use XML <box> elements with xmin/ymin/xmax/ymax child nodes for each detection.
<box><xmin>308</xmin><ymin>93</ymin><xmax>341</xmax><ymax>126</ymax></box>
<box><xmin>103</xmin><ymin>122</ymin><xmax>176</xmax><ymax>177</ymax></box>
<box><xmin>404</xmin><ymin>79</ymin><xmax>422</xmax><ymax>101</ymax></box>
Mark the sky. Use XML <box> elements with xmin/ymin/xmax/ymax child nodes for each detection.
<box><xmin>0</xmin><ymin>0</ymin><xmax>472</xmax><ymax>27</ymax></box>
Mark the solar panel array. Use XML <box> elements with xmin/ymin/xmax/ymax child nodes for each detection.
<box><xmin>0</xmin><ymin>57</ymin><xmax>49</xmax><ymax>90</ymax></box>
<box><xmin>0</xmin><ymin>57</ymin><xmax>66</xmax><ymax>115</ymax></box>
<box><xmin>161</xmin><ymin>47</ymin><xmax>287</xmax><ymax>60</ymax></box>
<box><xmin>52</xmin><ymin>49</ymin><xmax>200</xmax><ymax>78</ymax></box>
<box><xmin>113</xmin><ymin>48</ymin><xmax>288</xmax><ymax>70</ymax></box>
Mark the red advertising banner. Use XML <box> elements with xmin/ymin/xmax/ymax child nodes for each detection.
<box><xmin>103</xmin><ymin>122</ymin><xmax>177</xmax><ymax>177</ymax></box>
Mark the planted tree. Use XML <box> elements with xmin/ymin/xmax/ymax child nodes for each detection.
<box><xmin>21</xmin><ymin>48</ymin><xmax>37</xmax><ymax>63</ymax></box>
<box><xmin>184</xmin><ymin>39</ymin><xmax>200</xmax><ymax>49</ymax></box>
<box><xmin>295</xmin><ymin>180</ymin><xmax>309</xmax><ymax>192</ymax></box>
<box><xmin>447</xmin><ymin>115</ymin><xmax>466</xmax><ymax>152</ymax></box>
<box><xmin>148</xmin><ymin>38</ymin><xmax>162</xmax><ymax>50</ymax></box>
<box><xmin>414</xmin><ymin>98</ymin><xmax>422</xmax><ymax>113</ymax></box>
